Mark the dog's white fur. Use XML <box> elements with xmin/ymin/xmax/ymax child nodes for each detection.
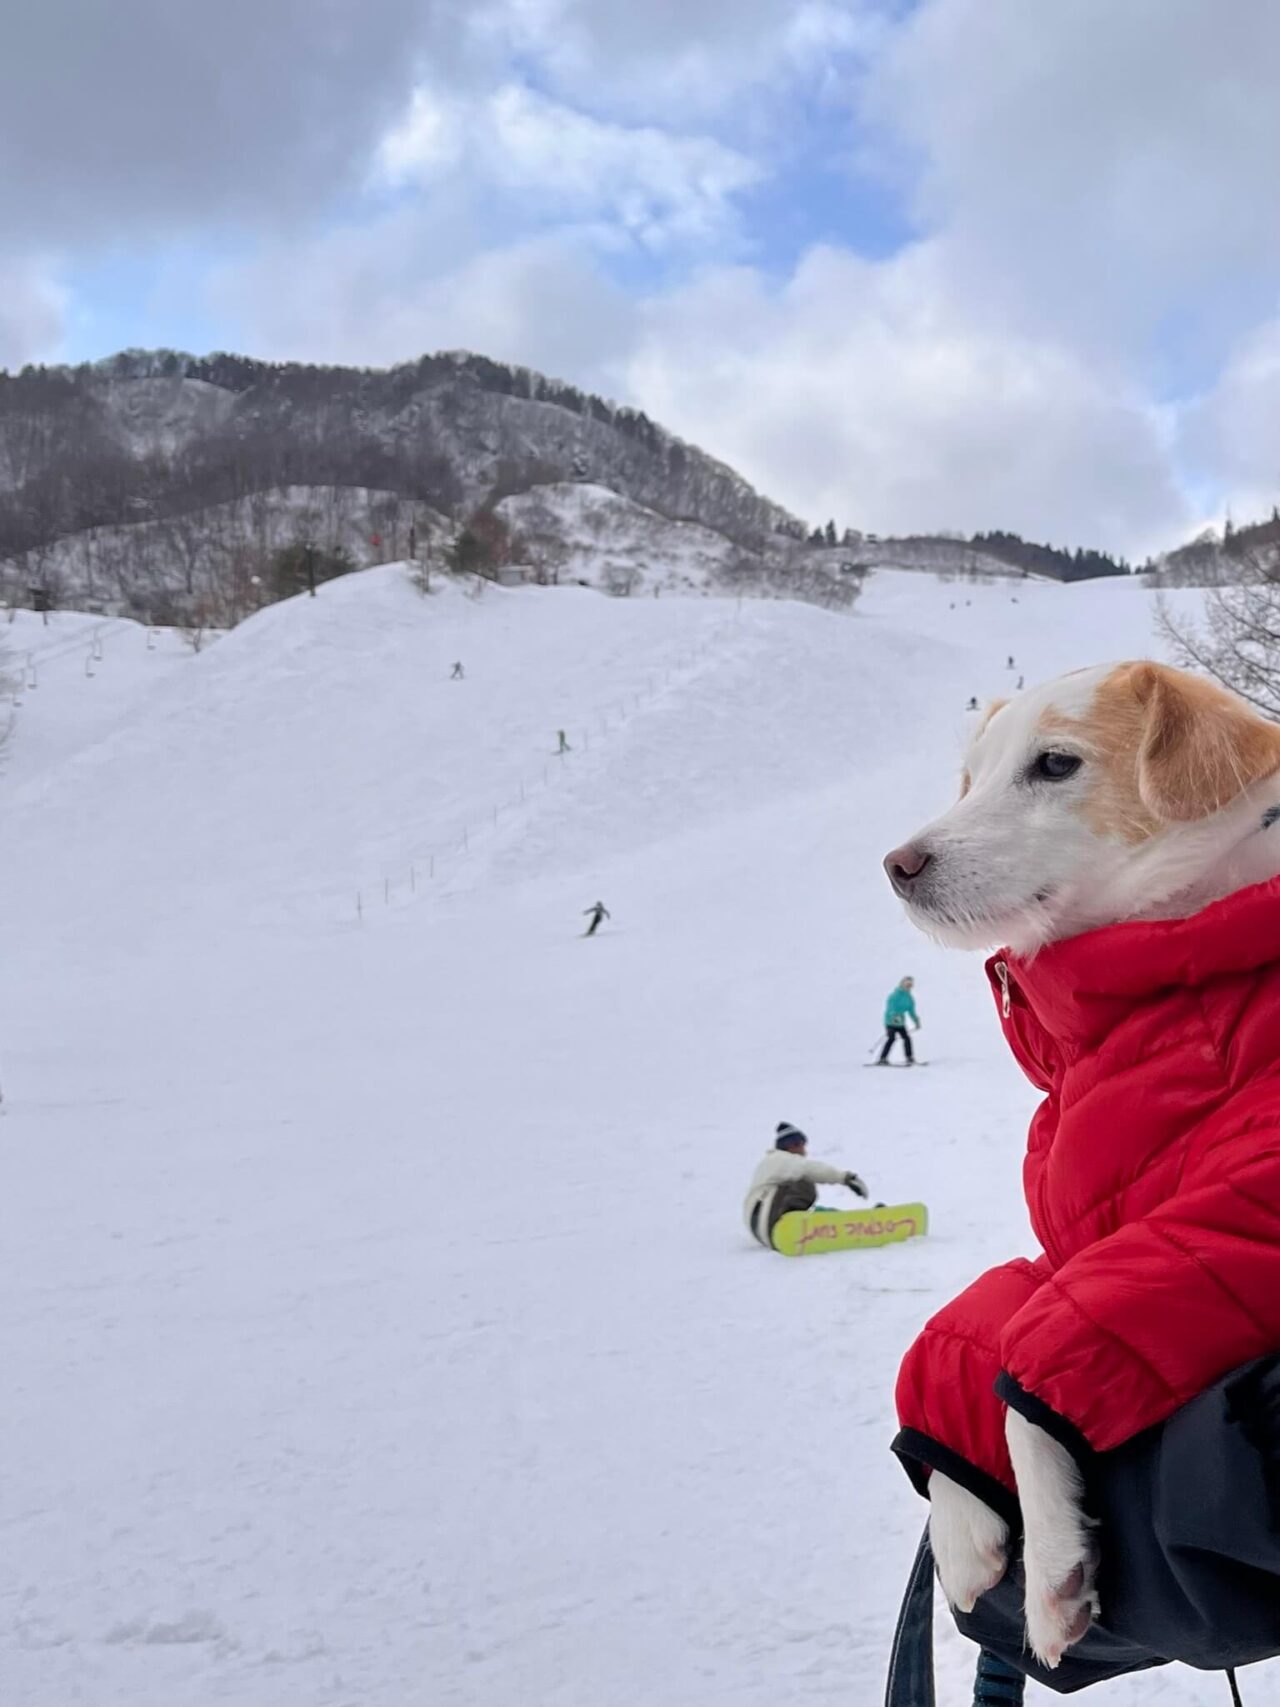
<box><xmin>1006</xmin><ymin>1413</ymin><xmax>1099</xmax><ymax>1665</ymax></box>
<box><xmin>929</xmin><ymin>1472</ymin><xmax>1008</xmax><ymax>1613</ymax></box>
<box><xmin>931</xmin><ymin>1424</ymin><xmax>1097</xmax><ymax>1668</ymax></box>
<box><xmin>891</xmin><ymin>661</ymin><xmax>1280</xmax><ymax>1665</ymax></box>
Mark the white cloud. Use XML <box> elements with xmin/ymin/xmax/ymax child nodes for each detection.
<box><xmin>374</xmin><ymin>90</ymin><xmax>465</xmax><ymax>186</ymax></box>
<box><xmin>1181</xmin><ymin>320</ymin><xmax>1280</xmax><ymax>523</ymax></box>
<box><xmin>0</xmin><ymin>259</ymin><xmax>67</xmax><ymax>368</ymax></box>
<box><xmin>471</xmin><ymin>0</ymin><xmax>881</xmax><ymax>122</ymax></box>
<box><xmin>627</xmin><ymin>242</ymin><xmax>1188</xmax><ymax>554</ymax></box>
<box><xmin>375</xmin><ymin>83</ymin><xmax>761</xmax><ymax>248</ymax></box>
<box><xmin>867</xmin><ymin>0</ymin><xmax>1280</xmax><ymax>369</ymax></box>
<box><xmin>213</xmin><ymin>218</ymin><xmax>635</xmax><ymax>389</ymax></box>
<box><xmin>484</xmin><ymin>87</ymin><xmax>760</xmax><ymax>245</ymax></box>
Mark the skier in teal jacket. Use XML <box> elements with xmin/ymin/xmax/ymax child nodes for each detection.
<box><xmin>878</xmin><ymin>977</ymin><xmax>920</xmax><ymax>1065</ymax></box>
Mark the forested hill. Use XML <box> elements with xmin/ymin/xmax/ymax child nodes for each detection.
<box><xmin>0</xmin><ymin>349</ymin><xmax>804</xmax><ymax>561</ymax></box>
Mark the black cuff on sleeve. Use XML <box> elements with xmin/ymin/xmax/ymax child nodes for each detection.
<box><xmin>995</xmin><ymin>1372</ymin><xmax>1093</xmax><ymax>1469</ymax></box>
<box><xmin>891</xmin><ymin>1427</ymin><xmax>1022</xmax><ymax>1535</ymax></box>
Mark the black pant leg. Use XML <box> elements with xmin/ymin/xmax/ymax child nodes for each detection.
<box><xmin>767</xmin><ymin>1179</ymin><xmax>818</xmax><ymax>1245</ymax></box>
<box><xmin>881</xmin><ymin>1025</ymin><xmax>907</xmax><ymax>1061</ymax></box>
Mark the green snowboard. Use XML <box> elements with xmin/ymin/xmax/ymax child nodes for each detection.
<box><xmin>771</xmin><ymin>1202</ymin><xmax>928</xmax><ymax>1256</ymax></box>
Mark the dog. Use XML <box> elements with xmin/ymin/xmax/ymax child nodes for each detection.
<box><xmin>884</xmin><ymin>660</ymin><xmax>1280</xmax><ymax>1667</ymax></box>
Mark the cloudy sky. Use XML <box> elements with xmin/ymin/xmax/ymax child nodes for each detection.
<box><xmin>3</xmin><ymin>0</ymin><xmax>1278</xmax><ymax>555</ymax></box>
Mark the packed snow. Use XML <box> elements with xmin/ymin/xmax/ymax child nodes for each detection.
<box><xmin>0</xmin><ymin>567</ymin><xmax>1265</xmax><ymax>1705</ymax></box>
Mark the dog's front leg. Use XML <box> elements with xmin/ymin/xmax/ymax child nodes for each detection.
<box><xmin>929</xmin><ymin>1472</ymin><xmax>1009</xmax><ymax>1611</ymax></box>
<box><xmin>1006</xmin><ymin>1410</ymin><xmax>1099</xmax><ymax>1666</ymax></box>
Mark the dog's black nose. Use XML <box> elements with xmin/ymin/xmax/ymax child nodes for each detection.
<box><xmin>884</xmin><ymin>843</ymin><xmax>932</xmax><ymax>896</ymax></box>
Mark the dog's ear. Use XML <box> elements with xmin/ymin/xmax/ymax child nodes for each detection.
<box><xmin>1129</xmin><ymin>663</ymin><xmax>1280</xmax><ymax>821</ymax></box>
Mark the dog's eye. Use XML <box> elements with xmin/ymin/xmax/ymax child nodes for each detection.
<box><xmin>1033</xmin><ymin>751</ymin><xmax>1083</xmax><ymax>781</ymax></box>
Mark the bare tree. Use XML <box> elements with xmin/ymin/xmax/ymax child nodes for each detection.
<box><xmin>178</xmin><ymin>596</ymin><xmax>219</xmax><ymax>654</ymax></box>
<box><xmin>602</xmin><ymin>561</ymin><xmax>638</xmax><ymax>597</ymax></box>
<box><xmin>410</xmin><ymin>531</ymin><xmax>436</xmax><ymax>596</ymax></box>
<box><xmin>1159</xmin><ymin>546</ymin><xmax>1280</xmax><ymax>718</ymax></box>
<box><xmin>160</xmin><ymin>511</ymin><xmax>205</xmax><ymax>597</ymax></box>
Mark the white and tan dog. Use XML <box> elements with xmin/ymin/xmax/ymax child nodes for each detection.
<box><xmin>885</xmin><ymin>660</ymin><xmax>1280</xmax><ymax>1666</ymax></box>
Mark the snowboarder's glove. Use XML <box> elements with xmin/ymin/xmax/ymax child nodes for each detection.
<box><xmin>845</xmin><ymin>1172</ymin><xmax>869</xmax><ymax>1198</ymax></box>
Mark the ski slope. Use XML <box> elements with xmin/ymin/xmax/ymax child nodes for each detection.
<box><xmin>0</xmin><ymin>567</ymin><xmax>1261</xmax><ymax>1706</ymax></box>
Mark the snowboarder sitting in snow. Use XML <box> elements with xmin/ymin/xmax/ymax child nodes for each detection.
<box><xmin>877</xmin><ymin>976</ymin><xmax>920</xmax><ymax>1064</ymax></box>
<box><xmin>743</xmin><ymin>1122</ymin><xmax>868</xmax><ymax>1249</ymax></box>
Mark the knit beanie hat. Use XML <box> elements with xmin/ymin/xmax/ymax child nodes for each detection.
<box><xmin>775</xmin><ymin>1122</ymin><xmax>808</xmax><ymax>1151</ymax></box>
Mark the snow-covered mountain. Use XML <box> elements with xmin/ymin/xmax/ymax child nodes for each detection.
<box><xmin>0</xmin><ymin>562</ymin><xmax>1248</xmax><ymax>1707</ymax></box>
<box><xmin>0</xmin><ymin>348</ymin><xmax>800</xmax><ymax>560</ymax></box>
<box><xmin>0</xmin><ymin>349</ymin><xmax>1133</xmax><ymax>621</ymax></box>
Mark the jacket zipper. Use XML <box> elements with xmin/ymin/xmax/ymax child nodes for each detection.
<box><xmin>994</xmin><ymin>960</ymin><xmax>1012</xmax><ymax>1018</ymax></box>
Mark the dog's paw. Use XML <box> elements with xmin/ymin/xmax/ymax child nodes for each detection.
<box><xmin>1006</xmin><ymin>1409</ymin><xmax>1099</xmax><ymax>1667</ymax></box>
<box><xmin>929</xmin><ymin>1471</ymin><xmax>1009</xmax><ymax>1613</ymax></box>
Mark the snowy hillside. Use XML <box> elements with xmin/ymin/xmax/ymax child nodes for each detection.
<box><xmin>5</xmin><ymin>485</ymin><xmax>455</xmax><ymax>622</ymax></box>
<box><xmin>0</xmin><ymin>567</ymin><xmax>1260</xmax><ymax>1707</ymax></box>
<box><xmin>496</xmin><ymin>481</ymin><xmax>743</xmax><ymax>594</ymax></box>
<box><xmin>0</xmin><ymin>352</ymin><xmax>803</xmax><ymax>580</ymax></box>
<box><xmin>495</xmin><ymin>481</ymin><xmax>859</xmax><ymax>604</ymax></box>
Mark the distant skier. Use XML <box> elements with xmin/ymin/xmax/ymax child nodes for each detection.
<box><xmin>877</xmin><ymin>976</ymin><xmax>921</xmax><ymax>1065</ymax></box>
<box><xmin>1016</xmin><ymin>674</ymin><xmax>1025</xmax><ymax>690</ymax></box>
<box><xmin>451</xmin><ymin>661</ymin><xmax>464</xmax><ymax>680</ymax></box>
<box><xmin>583</xmin><ymin>901</ymin><xmax>610</xmax><ymax>937</ymax></box>
<box><xmin>1007</xmin><ymin>654</ymin><xmax>1016</xmax><ymax>670</ymax></box>
<box><xmin>743</xmin><ymin>1123</ymin><xmax>869</xmax><ymax>1248</ymax></box>
<box><xmin>966</xmin><ymin>695</ymin><xmax>979</xmax><ymax>710</ymax></box>
<box><xmin>558</xmin><ymin>729</ymin><xmax>571</xmax><ymax>754</ymax></box>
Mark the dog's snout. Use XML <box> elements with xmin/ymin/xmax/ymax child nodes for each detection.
<box><xmin>884</xmin><ymin>842</ymin><xmax>933</xmax><ymax>896</ymax></box>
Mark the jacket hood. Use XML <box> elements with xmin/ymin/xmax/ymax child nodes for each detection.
<box><xmin>987</xmin><ymin>874</ymin><xmax>1280</xmax><ymax>1076</ymax></box>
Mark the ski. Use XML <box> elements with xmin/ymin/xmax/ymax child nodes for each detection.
<box><xmin>770</xmin><ymin>1202</ymin><xmax>929</xmax><ymax>1256</ymax></box>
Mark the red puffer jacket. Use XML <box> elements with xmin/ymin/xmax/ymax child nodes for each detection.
<box><xmin>894</xmin><ymin>874</ymin><xmax>1280</xmax><ymax>1522</ymax></box>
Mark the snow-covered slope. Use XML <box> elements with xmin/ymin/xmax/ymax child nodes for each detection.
<box><xmin>494</xmin><ymin>481</ymin><xmax>867</xmax><ymax>606</ymax></box>
<box><xmin>0</xmin><ymin>607</ymin><xmax>189</xmax><ymax>779</ymax></box>
<box><xmin>0</xmin><ymin>566</ymin><xmax>1255</xmax><ymax>1706</ymax></box>
<box><xmin>496</xmin><ymin>481</ymin><xmax>743</xmax><ymax>594</ymax></box>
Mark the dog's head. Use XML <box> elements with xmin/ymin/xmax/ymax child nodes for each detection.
<box><xmin>885</xmin><ymin>662</ymin><xmax>1280</xmax><ymax>952</ymax></box>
